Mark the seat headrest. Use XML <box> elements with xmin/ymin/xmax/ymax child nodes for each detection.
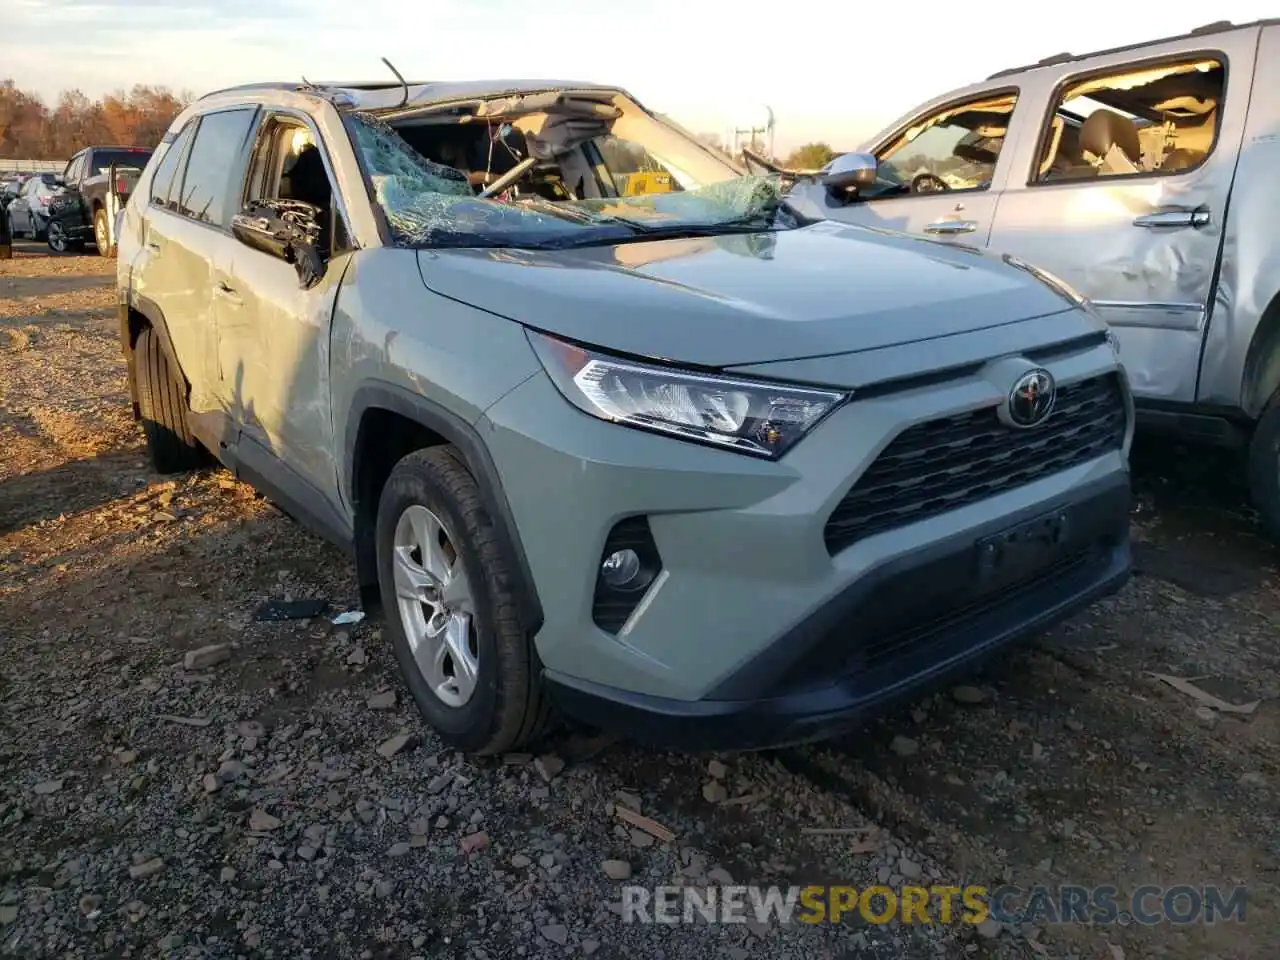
<box><xmin>1080</xmin><ymin>109</ymin><xmax>1141</xmax><ymax>165</ymax></box>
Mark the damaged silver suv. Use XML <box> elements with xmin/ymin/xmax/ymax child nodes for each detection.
<box><xmin>116</xmin><ymin>77</ymin><xmax>1134</xmax><ymax>754</ymax></box>
<box><xmin>790</xmin><ymin>18</ymin><xmax>1280</xmax><ymax>538</ymax></box>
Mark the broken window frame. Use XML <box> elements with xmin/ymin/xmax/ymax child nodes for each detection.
<box><xmin>862</xmin><ymin>88</ymin><xmax>1020</xmax><ymax>201</ymax></box>
<box><xmin>239</xmin><ymin>108</ymin><xmax>355</xmax><ymax>259</ymax></box>
<box><xmin>1028</xmin><ymin>50</ymin><xmax>1227</xmax><ymax>187</ymax></box>
<box><xmin>336</xmin><ymin>104</ymin><xmax>795</xmax><ymax>250</ymax></box>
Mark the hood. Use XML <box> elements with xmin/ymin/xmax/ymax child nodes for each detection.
<box><xmin>414</xmin><ymin>219</ymin><xmax>1073</xmax><ymax>368</ymax></box>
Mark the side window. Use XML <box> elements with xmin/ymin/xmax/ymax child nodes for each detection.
<box><xmin>866</xmin><ymin>93</ymin><xmax>1018</xmax><ymax>199</ymax></box>
<box><xmin>1034</xmin><ymin>57</ymin><xmax>1225</xmax><ymax>183</ymax></box>
<box><xmin>150</xmin><ymin>125</ymin><xmax>193</xmax><ymax>208</ymax></box>
<box><xmin>244</xmin><ymin>115</ymin><xmax>344</xmax><ymax>253</ymax></box>
<box><xmin>175</xmin><ymin>107</ymin><xmax>257</xmax><ymax>227</ymax></box>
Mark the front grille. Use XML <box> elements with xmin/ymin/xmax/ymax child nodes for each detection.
<box><xmin>823</xmin><ymin>373</ymin><xmax>1126</xmax><ymax>554</ymax></box>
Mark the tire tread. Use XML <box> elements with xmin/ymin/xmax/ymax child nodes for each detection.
<box><xmin>378</xmin><ymin>446</ymin><xmax>552</xmax><ymax>755</ymax></box>
<box><xmin>135</xmin><ymin>327</ymin><xmax>204</xmax><ymax>474</ymax></box>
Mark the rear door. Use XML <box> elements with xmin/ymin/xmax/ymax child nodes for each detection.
<box><xmin>790</xmin><ymin>87</ymin><xmax>1032</xmax><ymax>246</ymax></box>
<box><xmin>133</xmin><ymin>107</ymin><xmax>257</xmax><ymax>416</ymax></box>
<box><xmin>986</xmin><ymin>29</ymin><xmax>1261</xmax><ymax>404</ymax></box>
<box><xmin>216</xmin><ymin>109</ymin><xmax>354</xmax><ymax>499</ymax></box>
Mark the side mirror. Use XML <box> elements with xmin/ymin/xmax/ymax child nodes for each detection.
<box><xmin>822</xmin><ymin>152</ymin><xmax>878</xmax><ymax>191</ymax></box>
<box><xmin>231</xmin><ymin>200</ymin><xmax>326</xmax><ymax>289</ymax></box>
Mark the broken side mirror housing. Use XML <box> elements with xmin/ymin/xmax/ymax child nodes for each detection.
<box><xmin>231</xmin><ymin>200</ymin><xmax>326</xmax><ymax>289</ymax></box>
<box><xmin>822</xmin><ymin>152</ymin><xmax>878</xmax><ymax>193</ymax></box>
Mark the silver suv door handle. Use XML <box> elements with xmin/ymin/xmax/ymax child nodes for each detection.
<box><xmin>924</xmin><ymin>219</ymin><xmax>978</xmax><ymax>235</ymax></box>
<box><xmin>1133</xmin><ymin>208</ymin><xmax>1210</xmax><ymax>229</ymax></box>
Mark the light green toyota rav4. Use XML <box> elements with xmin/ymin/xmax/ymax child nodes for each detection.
<box><xmin>116</xmin><ymin>77</ymin><xmax>1134</xmax><ymax>754</ymax></box>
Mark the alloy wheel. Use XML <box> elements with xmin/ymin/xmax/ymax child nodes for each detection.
<box><xmin>392</xmin><ymin>504</ymin><xmax>479</xmax><ymax>707</ymax></box>
<box><xmin>47</xmin><ymin>222</ymin><xmax>67</xmax><ymax>253</ymax></box>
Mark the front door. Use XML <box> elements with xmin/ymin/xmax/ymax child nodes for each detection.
<box><xmin>790</xmin><ymin>89</ymin><xmax>1028</xmax><ymax>247</ymax></box>
<box><xmin>986</xmin><ymin>30</ymin><xmax>1261</xmax><ymax>403</ymax></box>
<box><xmin>217</xmin><ymin>111</ymin><xmax>351</xmax><ymax>498</ymax></box>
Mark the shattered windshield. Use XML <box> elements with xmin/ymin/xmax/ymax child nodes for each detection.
<box><xmin>347</xmin><ymin>109</ymin><xmax>800</xmax><ymax>249</ymax></box>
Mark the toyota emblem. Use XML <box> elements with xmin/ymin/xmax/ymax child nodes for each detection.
<box><xmin>1006</xmin><ymin>368</ymin><xmax>1056</xmax><ymax>428</ymax></box>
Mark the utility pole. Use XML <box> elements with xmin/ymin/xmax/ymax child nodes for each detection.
<box><xmin>732</xmin><ymin>104</ymin><xmax>775</xmax><ymax>159</ymax></box>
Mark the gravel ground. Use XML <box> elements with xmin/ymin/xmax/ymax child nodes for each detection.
<box><xmin>1</xmin><ymin>243</ymin><xmax>1276</xmax><ymax>960</ymax></box>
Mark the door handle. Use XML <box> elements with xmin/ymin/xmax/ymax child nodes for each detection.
<box><xmin>924</xmin><ymin>219</ymin><xmax>978</xmax><ymax>235</ymax></box>
<box><xmin>1133</xmin><ymin>208</ymin><xmax>1210</xmax><ymax>229</ymax></box>
<box><xmin>146</xmin><ymin>240</ymin><xmax>160</xmax><ymax>252</ymax></box>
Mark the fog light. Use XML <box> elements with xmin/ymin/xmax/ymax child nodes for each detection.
<box><xmin>601</xmin><ymin>548</ymin><xmax>642</xmax><ymax>590</ymax></box>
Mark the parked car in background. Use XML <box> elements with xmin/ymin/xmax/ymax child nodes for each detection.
<box><xmin>1</xmin><ymin>177</ymin><xmax>24</xmax><ymax>211</ymax></box>
<box><xmin>789</xmin><ymin>17</ymin><xmax>1280</xmax><ymax>538</ymax></box>
<box><xmin>116</xmin><ymin>77</ymin><xmax>1132</xmax><ymax>755</ymax></box>
<box><xmin>0</xmin><ymin>193</ymin><xmax>10</xmax><ymax>259</ymax></box>
<box><xmin>6</xmin><ymin>173</ymin><xmax>62</xmax><ymax>240</ymax></box>
<box><xmin>46</xmin><ymin>145</ymin><xmax>153</xmax><ymax>255</ymax></box>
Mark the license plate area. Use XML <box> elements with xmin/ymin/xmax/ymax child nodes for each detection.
<box><xmin>976</xmin><ymin>508</ymin><xmax>1071</xmax><ymax>585</ymax></box>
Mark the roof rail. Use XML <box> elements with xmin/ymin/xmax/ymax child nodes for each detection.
<box><xmin>986</xmin><ymin>17</ymin><xmax>1276</xmax><ymax>80</ymax></box>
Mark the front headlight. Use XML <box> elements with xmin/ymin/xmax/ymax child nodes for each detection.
<box><xmin>527</xmin><ymin>330</ymin><xmax>847</xmax><ymax>459</ymax></box>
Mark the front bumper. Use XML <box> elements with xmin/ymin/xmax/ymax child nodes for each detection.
<box><xmin>479</xmin><ymin>336</ymin><xmax>1131</xmax><ymax>748</ymax></box>
<box><xmin>545</xmin><ymin>473</ymin><xmax>1130</xmax><ymax>751</ymax></box>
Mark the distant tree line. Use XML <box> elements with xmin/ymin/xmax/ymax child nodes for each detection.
<box><xmin>0</xmin><ymin>80</ymin><xmax>189</xmax><ymax>160</ymax></box>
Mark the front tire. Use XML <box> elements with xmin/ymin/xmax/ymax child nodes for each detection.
<box><xmin>376</xmin><ymin>447</ymin><xmax>550</xmax><ymax>755</ymax></box>
<box><xmin>134</xmin><ymin>327</ymin><xmax>205</xmax><ymax>474</ymax></box>
<box><xmin>46</xmin><ymin>220</ymin><xmax>71</xmax><ymax>253</ymax></box>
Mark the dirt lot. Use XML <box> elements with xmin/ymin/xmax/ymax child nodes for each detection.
<box><xmin>1</xmin><ymin>243</ymin><xmax>1276</xmax><ymax>960</ymax></box>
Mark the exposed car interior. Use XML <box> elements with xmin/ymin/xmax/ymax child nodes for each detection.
<box><xmin>343</xmin><ymin>90</ymin><xmax>759</xmax><ymax>248</ymax></box>
<box><xmin>243</xmin><ymin>122</ymin><xmax>337</xmax><ymax>258</ymax></box>
<box><xmin>867</xmin><ymin>94</ymin><xmax>1017</xmax><ymax>196</ymax></box>
<box><xmin>1036</xmin><ymin>59</ymin><xmax>1223</xmax><ymax>181</ymax></box>
<box><xmin>387</xmin><ymin>93</ymin><xmax>691</xmax><ymax>204</ymax></box>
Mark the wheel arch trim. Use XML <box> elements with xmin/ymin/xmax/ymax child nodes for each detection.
<box><xmin>344</xmin><ymin>381</ymin><xmax>544</xmax><ymax>635</ymax></box>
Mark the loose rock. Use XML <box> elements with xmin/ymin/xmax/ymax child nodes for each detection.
<box><xmin>541</xmin><ymin>924</ymin><xmax>569</xmax><ymax>946</ymax></box>
<box><xmin>976</xmin><ymin>917</ymin><xmax>1003</xmax><ymax>939</ymax></box>
<box><xmin>249</xmin><ymin>809</ymin><xmax>282</xmax><ymax>832</ymax></box>
<box><xmin>184</xmin><ymin>643</ymin><xmax>231</xmax><ymax>670</ymax></box>
<box><xmin>377</xmin><ymin>732</ymin><xmax>416</xmax><ymax>758</ymax></box>
<box><xmin>890</xmin><ymin>735</ymin><xmax>919</xmax><ymax>757</ymax></box>
<box><xmin>602</xmin><ymin>859</ymin><xmax>632</xmax><ymax>880</ymax></box>
<box><xmin>129</xmin><ymin>858</ymin><xmax>165</xmax><ymax>880</ymax></box>
<box><xmin>702</xmin><ymin>780</ymin><xmax>728</xmax><ymax>803</ymax></box>
<box><xmin>366</xmin><ymin>690</ymin><xmax>396</xmax><ymax>710</ymax></box>
<box><xmin>952</xmin><ymin>685</ymin><xmax>989</xmax><ymax>704</ymax></box>
<box><xmin>535</xmin><ymin>754</ymin><xmax>566</xmax><ymax>782</ymax></box>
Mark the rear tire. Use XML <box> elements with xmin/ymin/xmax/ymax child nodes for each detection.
<box><xmin>94</xmin><ymin>208</ymin><xmax>115</xmax><ymax>257</ymax></box>
<box><xmin>375</xmin><ymin>446</ymin><xmax>551</xmax><ymax>755</ymax></box>
<box><xmin>134</xmin><ymin>326</ymin><xmax>205</xmax><ymax>474</ymax></box>
<box><xmin>1248</xmin><ymin>398</ymin><xmax>1280</xmax><ymax>543</ymax></box>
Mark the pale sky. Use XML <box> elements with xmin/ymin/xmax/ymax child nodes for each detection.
<box><xmin>4</xmin><ymin>1</ymin><xmax>1274</xmax><ymax>153</ymax></box>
